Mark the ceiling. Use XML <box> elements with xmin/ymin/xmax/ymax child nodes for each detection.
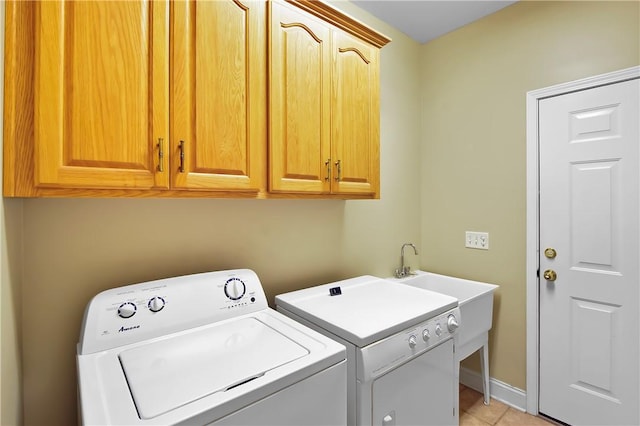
<box><xmin>351</xmin><ymin>1</ymin><xmax>518</xmax><ymax>44</ymax></box>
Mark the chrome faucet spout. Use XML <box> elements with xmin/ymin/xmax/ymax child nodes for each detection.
<box><xmin>395</xmin><ymin>243</ymin><xmax>418</xmax><ymax>278</ymax></box>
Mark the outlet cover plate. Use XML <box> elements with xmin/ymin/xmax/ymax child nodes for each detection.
<box><xmin>465</xmin><ymin>231</ymin><xmax>489</xmax><ymax>250</ymax></box>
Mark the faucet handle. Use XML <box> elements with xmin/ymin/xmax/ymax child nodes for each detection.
<box><xmin>395</xmin><ymin>267</ymin><xmax>415</xmax><ymax>278</ymax></box>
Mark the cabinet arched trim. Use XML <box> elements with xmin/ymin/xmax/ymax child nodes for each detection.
<box><xmin>281</xmin><ymin>22</ymin><xmax>323</xmax><ymax>44</ymax></box>
<box><xmin>232</xmin><ymin>0</ymin><xmax>249</xmax><ymax>11</ymax></box>
<box><xmin>338</xmin><ymin>47</ymin><xmax>370</xmax><ymax>64</ymax></box>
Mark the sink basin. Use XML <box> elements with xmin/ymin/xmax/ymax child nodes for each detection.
<box><xmin>391</xmin><ymin>271</ymin><xmax>498</xmax><ymax>352</ymax></box>
<box><xmin>390</xmin><ymin>270</ymin><xmax>498</xmax><ymax>404</ymax></box>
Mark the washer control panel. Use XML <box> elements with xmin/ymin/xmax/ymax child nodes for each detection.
<box><xmin>357</xmin><ymin>307</ymin><xmax>461</xmax><ymax>382</ymax></box>
<box><xmin>78</xmin><ymin>269</ymin><xmax>268</xmax><ymax>354</ymax></box>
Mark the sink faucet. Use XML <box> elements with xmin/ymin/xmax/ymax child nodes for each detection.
<box><xmin>394</xmin><ymin>243</ymin><xmax>418</xmax><ymax>278</ymax></box>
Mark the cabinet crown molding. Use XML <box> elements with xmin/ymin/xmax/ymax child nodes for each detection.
<box><xmin>284</xmin><ymin>0</ymin><xmax>392</xmax><ymax>48</ymax></box>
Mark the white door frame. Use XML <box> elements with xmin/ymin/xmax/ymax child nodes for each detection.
<box><xmin>525</xmin><ymin>66</ymin><xmax>640</xmax><ymax>415</ymax></box>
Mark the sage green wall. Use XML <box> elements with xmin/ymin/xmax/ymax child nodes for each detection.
<box><xmin>1</xmin><ymin>202</ymin><xmax>22</xmax><ymax>426</ymax></box>
<box><xmin>419</xmin><ymin>1</ymin><xmax>640</xmax><ymax>390</ymax></box>
<box><xmin>13</xmin><ymin>6</ymin><xmax>423</xmax><ymax>425</ymax></box>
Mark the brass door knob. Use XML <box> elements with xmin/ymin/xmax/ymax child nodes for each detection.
<box><xmin>543</xmin><ymin>269</ymin><xmax>557</xmax><ymax>281</ymax></box>
<box><xmin>544</xmin><ymin>248</ymin><xmax>557</xmax><ymax>259</ymax></box>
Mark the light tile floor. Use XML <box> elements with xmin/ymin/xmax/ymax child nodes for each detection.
<box><xmin>459</xmin><ymin>385</ymin><xmax>554</xmax><ymax>426</ymax></box>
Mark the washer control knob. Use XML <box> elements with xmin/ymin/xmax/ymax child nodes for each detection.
<box><xmin>148</xmin><ymin>297</ymin><xmax>165</xmax><ymax>312</ymax></box>
<box><xmin>118</xmin><ymin>302</ymin><xmax>137</xmax><ymax>319</ymax></box>
<box><xmin>422</xmin><ymin>329</ymin><xmax>431</xmax><ymax>341</ymax></box>
<box><xmin>447</xmin><ymin>314</ymin><xmax>459</xmax><ymax>333</ymax></box>
<box><xmin>435</xmin><ymin>323</ymin><xmax>442</xmax><ymax>337</ymax></box>
<box><xmin>408</xmin><ymin>335</ymin><xmax>417</xmax><ymax>348</ymax></box>
<box><xmin>224</xmin><ymin>278</ymin><xmax>246</xmax><ymax>301</ymax></box>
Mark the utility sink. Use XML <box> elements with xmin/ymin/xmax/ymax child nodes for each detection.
<box><xmin>392</xmin><ymin>271</ymin><xmax>498</xmax><ymax>351</ymax></box>
<box><xmin>390</xmin><ymin>270</ymin><xmax>498</xmax><ymax>404</ymax></box>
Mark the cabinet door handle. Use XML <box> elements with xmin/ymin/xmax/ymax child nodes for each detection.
<box><xmin>179</xmin><ymin>140</ymin><xmax>185</xmax><ymax>173</ymax></box>
<box><xmin>157</xmin><ymin>138</ymin><xmax>164</xmax><ymax>172</ymax></box>
<box><xmin>325</xmin><ymin>159</ymin><xmax>331</xmax><ymax>181</ymax></box>
<box><xmin>334</xmin><ymin>160</ymin><xmax>341</xmax><ymax>181</ymax></box>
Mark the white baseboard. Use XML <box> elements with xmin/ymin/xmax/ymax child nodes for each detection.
<box><xmin>460</xmin><ymin>367</ymin><xmax>527</xmax><ymax>412</ymax></box>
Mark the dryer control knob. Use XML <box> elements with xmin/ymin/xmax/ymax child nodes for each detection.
<box><xmin>118</xmin><ymin>302</ymin><xmax>137</xmax><ymax>319</ymax></box>
<box><xmin>408</xmin><ymin>335</ymin><xmax>417</xmax><ymax>348</ymax></box>
<box><xmin>422</xmin><ymin>329</ymin><xmax>431</xmax><ymax>341</ymax></box>
<box><xmin>148</xmin><ymin>297</ymin><xmax>165</xmax><ymax>312</ymax></box>
<box><xmin>435</xmin><ymin>323</ymin><xmax>442</xmax><ymax>337</ymax></box>
<box><xmin>447</xmin><ymin>314</ymin><xmax>459</xmax><ymax>333</ymax></box>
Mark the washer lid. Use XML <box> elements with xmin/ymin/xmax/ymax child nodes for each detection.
<box><xmin>119</xmin><ymin>317</ymin><xmax>309</xmax><ymax>420</ymax></box>
<box><xmin>275</xmin><ymin>276</ymin><xmax>458</xmax><ymax>347</ymax></box>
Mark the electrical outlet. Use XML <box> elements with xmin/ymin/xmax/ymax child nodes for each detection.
<box><xmin>465</xmin><ymin>231</ymin><xmax>489</xmax><ymax>250</ymax></box>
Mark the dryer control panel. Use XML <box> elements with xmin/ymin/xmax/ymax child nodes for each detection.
<box><xmin>78</xmin><ymin>269</ymin><xmax>268</xmax><ymax>354</ymax></box>
<box><xmin>356</xmin><ymin>307</ymin><xmax>461</xmax><ymax>382</ymax></box>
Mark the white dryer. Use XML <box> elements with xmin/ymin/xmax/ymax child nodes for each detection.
<box><xmin>76</xmin><ymin>269</ymin><xmax>346</xmax><ymax>425</ymax></box>
<box><xmin>276</xmin><ymin>275</ymin><xmax>460</xmax><ymax>426</ymax></box>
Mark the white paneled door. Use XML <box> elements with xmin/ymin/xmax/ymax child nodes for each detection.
<box><xmin>539</xmin><ymin>78</ymin><xmax>639</xmax><ymax>425</ymax></box>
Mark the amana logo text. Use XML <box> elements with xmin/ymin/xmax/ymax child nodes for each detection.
<box><xmin>118</xmin><ymin>325</ymin><xmax>141</xmax><ymax>333</ymax></box>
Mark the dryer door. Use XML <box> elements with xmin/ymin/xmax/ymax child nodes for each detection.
<box><xmin>371</xmin><ymin>339</ymin><xmax>456</xmax><ymax>426</ymax></box>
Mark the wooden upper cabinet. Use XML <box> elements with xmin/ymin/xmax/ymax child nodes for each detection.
<box><xmin>269</xmin><ymin>1</ymin><xmax>331</xmax><ymax>193</ymax></box>
<box><xmin>4</xmin><ymin>0</ymin><xmax>265</xmax><ymax>197</ymax></box>
<box><xmin>34</xmin><ymin>1</ymin><xmax>169</xmax><ymax>190</ymax></box>
<box><xmin>331</xmin><ymin>31</ymin><xmax>380</xmax><ymax>195</ymax></box>
<box><xmin>171</xmin><ymin>0</ymin><xmax>266</xmax><ymax>191</ymax></box>
<box><xmin>268</xmin><ymin>0</ymin><xmax>389</xmax><ymax>198</ymax></box>
<box><xmin>4</xmin><ymin>0</ymin><xmax>386</xmax><ymax>198</ymax></box>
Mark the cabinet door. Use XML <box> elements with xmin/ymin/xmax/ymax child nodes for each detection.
<box><xmin>331</xmin><ymin>31</ymin><xmax>380</xmax><ymax>196</ymax></box>
<box><xmin>171</xmin><ymin>0</ymin><xmax>266</xmax><ymax>191</ymax></box>
<box><xmin>35</xmin><ymin>1</ymin><xmax>169</xmax><ymax>189</ymax></box>
<box><xmin>269</xmin><ymin>1</ymin><xmax>331</xmax><ymax>193</ymax></box>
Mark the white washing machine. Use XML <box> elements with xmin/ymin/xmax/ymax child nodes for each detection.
<box><xmin>76</xmin><ymin>269</ymin><xmax>347</xmax><ymax>425</ymax></box>
<box><xmin>276</xmin><ymin>275</ymin><xmax>460</xmax><ymax>426</ymax></box>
